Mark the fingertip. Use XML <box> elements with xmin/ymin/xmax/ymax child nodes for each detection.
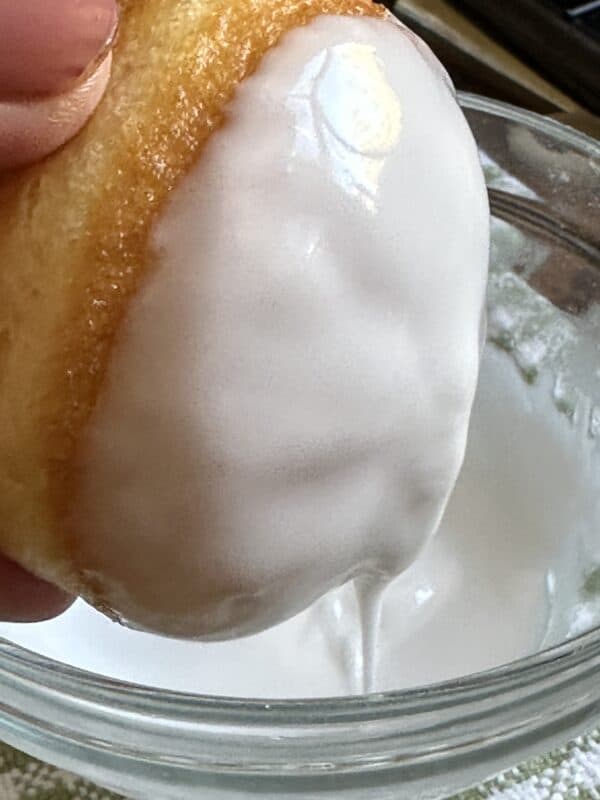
<box><xmin>0</xmin><ymin>556</ymin><xmax>74</xmax><ymax>623</ymax></box>
<box><xmin>0</xmin><ymin>53</ymin><xmax>112</xmax><ymax>171</ymax></box>
<box><xmin>0</xmin><ymin>0</ymin><xmax>119</xmax><ymax>99</ymax></box>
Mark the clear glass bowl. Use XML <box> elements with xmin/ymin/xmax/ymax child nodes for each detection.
<box><xmin>0</xmin><ymin>95</ymin><xmax>599</xmax><ymax>800</ymax></box>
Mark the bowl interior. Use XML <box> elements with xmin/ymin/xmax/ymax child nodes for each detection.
<box><xmin>0</xmin><ymin>95</ymin><xmax>599</xmax><ymax>704</ymax></box>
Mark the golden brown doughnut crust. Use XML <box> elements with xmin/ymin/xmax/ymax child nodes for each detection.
<box><xmin>0</xmin><ymin>0</ymin><xmax>384</xmax><ymax>595</ymax></box>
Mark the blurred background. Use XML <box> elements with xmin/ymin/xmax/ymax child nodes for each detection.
<box><xmin>379</xmin><ymin>0</ymin><xmax>600</xmax><ymax>137</ymax></box>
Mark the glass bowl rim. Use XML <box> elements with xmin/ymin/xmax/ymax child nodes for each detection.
<box><xmin>0</xmin><ymin>93</ymin><xmax>599</xmax><ymax>724</ymax></box>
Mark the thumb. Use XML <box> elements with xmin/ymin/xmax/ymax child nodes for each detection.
<box><xmin>0</xmin><ymin>0</ymin><xmax>118</xmax><ymax>170</ymax></box>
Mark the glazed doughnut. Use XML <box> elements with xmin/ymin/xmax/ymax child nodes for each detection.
<box><xmin>0</xmin><ymin>0</ymin><xmax>489</xmax><ymax>638</ymax></box>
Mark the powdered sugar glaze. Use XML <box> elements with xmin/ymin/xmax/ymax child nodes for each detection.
<box><xmin>69</xmin><ymin>16</ymin><xmax>489</xmax><ymax>639</ymax></box>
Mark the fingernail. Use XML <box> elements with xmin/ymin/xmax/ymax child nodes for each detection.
<box><xmin>0</xmin><ymin>53</ymin><xmax>113</xmax><ymax>171</ymax></box>
<box><xmin>0</xmin><ymin>0</ymin><xmax>119</xmax><ymax>99</ymax></box>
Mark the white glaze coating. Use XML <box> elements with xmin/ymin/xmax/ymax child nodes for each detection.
<box><xmin>70</xmin><ymin>15</ymin><xmax>489</xmax><ymax>638</ymax></box>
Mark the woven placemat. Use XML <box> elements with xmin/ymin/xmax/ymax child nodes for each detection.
<box><xmin>2</xmin><ymin>729</ymin><xmax>600</xmax><ymax>799</ymax></box>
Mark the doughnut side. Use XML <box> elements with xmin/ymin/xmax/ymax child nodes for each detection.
<box><xmin>0</xmin><ymin>0</ymin><xmax>384</xmax><ymax>597</ymax></box>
